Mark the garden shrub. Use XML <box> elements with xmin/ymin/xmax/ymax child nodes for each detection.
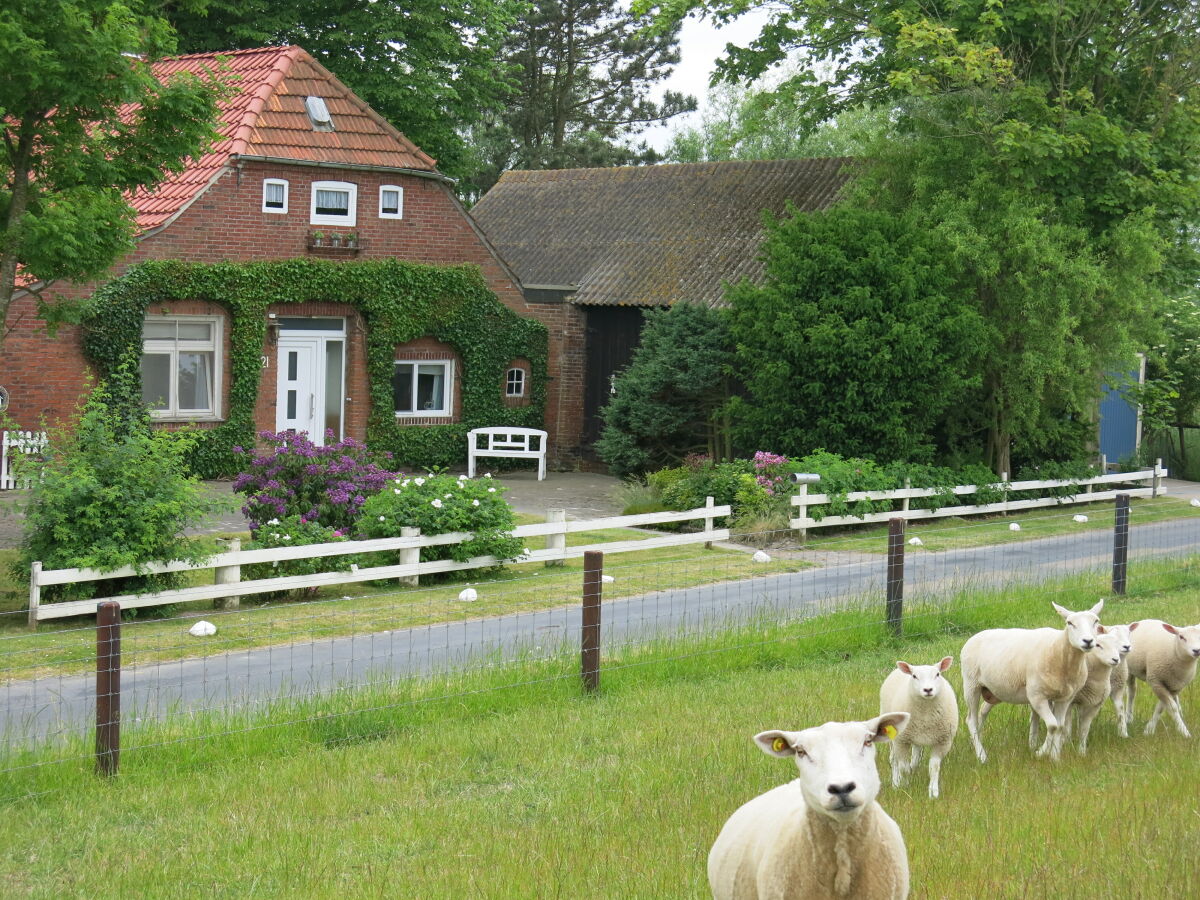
<box><xmin>358</xmin><ymin>473</ymin><xmax>523</xmax><ymax>563</ymax></box>
<box><xmin>13</xmin><ymin>374</ymin><xmax>222</xmax><ymax>603</ymax></box>
<box><xmin>242</xmin><ymin>515</ymin><xmax>350</xmax><ymax>598</ymax></box>
<box><xmin>233</xmin><ymin>431</ymin><xmax>396</xmax><ymax>534</ymax></box>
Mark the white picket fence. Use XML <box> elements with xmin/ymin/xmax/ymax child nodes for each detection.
<box><xmin>27</xmin><ymin>499</ymin><xmax>730</xmax><ymax>624</ymax></box>
<box><xmin>0</xmin><ymin>430</ymin><xmax>47</xmax><ymax>490</ymax></box>
<box><xmin>791</xmin><ymin>464</ymin><xmax>1167</xmax><ymax>531</ymax></box>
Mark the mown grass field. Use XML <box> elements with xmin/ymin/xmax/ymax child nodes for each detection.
<box><xmin>2</xmin><ymin>560</ymin><xmax>1199</xmax><ymax>898</ymax></box>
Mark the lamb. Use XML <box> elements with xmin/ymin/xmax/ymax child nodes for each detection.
<box><xmin>1105</xmin><ymin>623</ymin><xmax>1137</xmax><ymax>737</ymax></box>
<box><xmin>960</xmin><ymin>600</ymin><xmax>1104</xmax><ymax>762</ymax></box>
<box><xmin>1028</xmin><ymin>628</ymin><xmax>1122</xmax><ymax>754</ymax></box>
<box><xmin>708</xmin><ymin>713</ymin><xmax>911</xmax><ymax>900</ymax></box>
<box><xmin>879</xmin><ymin>656</ymin><xmax>957</xmax><ymax>798</ymax></box>
<box><xmin>1124</xmin><ymin>619</ymin><xmax>1200</xmax><ymax>737</ymax></box>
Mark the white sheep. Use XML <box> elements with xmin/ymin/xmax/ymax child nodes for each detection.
<box><xmin>879</xmin><ymin>656</ymin><xmax>957</xmax><ymax>798</ymax></box>
<box><xmin>960</xmin><ymin>600</ymin><xmax>1104</xmax><ymax>762</ymax></box>
<box><xmin>1124</xmin><ymin>619</ymin><xmax>1200</xmax><ymax>737</ymax></box>
<box><xmin>1104</xmin><ymin>623</ymin><xmax>1136</xmax><ymax>737</ymax></box>
<box><xmin>1028</xmin><ymin>628</ymin><xmax>1122</xmax><ymax>754</ymax></box>
<box><xmin>708</xmin><ymin>714</ymin><xmax>911</xmax><ymax>900</ymax></box>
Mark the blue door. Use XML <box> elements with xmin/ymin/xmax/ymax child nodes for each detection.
<box><xmin>1098</xmin><ymin>361</ymin><xmax>1144</xmax><ymax>468</ymax></box>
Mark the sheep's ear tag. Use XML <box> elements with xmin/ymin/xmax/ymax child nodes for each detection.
<box><xmin>772</xmin><ymin>737</ymin><xmax>789</xmax><ymax>753</ymax></box>
<box><xmin>882</xmin><ymin>724</ymin><xmax>898</xmax><ymax>741</ymax></box>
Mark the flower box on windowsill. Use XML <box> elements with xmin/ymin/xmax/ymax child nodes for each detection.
<box><xmin>307</xmin><ymin>233</ymin><xmax>362</xmax><ymax>254</ymax></box>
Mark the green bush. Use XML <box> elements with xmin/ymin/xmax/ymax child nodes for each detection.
<box><xmin>13</xmin><ymin>376</ymin><xmax>222</xmax><ymax>603</ymax></box>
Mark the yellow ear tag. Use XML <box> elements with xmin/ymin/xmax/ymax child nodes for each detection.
<box><xmin>883</xmin><ymin>724</ymin><xmax>898</xmax><ymax>741</ymax></box>
<box><xmin>772</xmin><ymin>737</ymin><xmax>788</xmax><ymax>752</ymax></box>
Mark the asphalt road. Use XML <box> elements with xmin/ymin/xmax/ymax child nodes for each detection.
<box><xmin>3</xmin><ymin>517</ymin><xmax>1198</xmax><ymax>746</ymax></box>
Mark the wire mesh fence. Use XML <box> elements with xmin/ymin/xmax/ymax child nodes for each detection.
<box><xmin>2</xmin><ymin>491</ymin><xmax>1198</xmax><ymax>801</ymax></box>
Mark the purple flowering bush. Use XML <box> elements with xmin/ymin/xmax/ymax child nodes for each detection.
<box><xmin>358</xmin><ymin>473</ymin><xmax>523</xmax><ymax>563</ymax></box>
<box><xmin>233</xmin><ymin>431</ymin><xmax>396</xmax><ymax>535</ymax></box>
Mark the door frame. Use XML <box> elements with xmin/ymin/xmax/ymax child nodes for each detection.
<box><xmin>274</xmin><ymin>318</ymin><xmax>347</xmax><ymax>446</ymax></box>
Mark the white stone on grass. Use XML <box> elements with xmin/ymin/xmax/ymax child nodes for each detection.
<box><xmin>458</xmin><ymin>588</ymin><xmax>479</xmax><ymax>602</ymax></box>
<box><xmin>752</xmin><ymin>550</ymin><xmax>771</xmax><ymax>563</ymax></box>
<box><xmin>1073</xmin><ymin>514</ymin><xmax>1089</xmax><ymax>523</ymax></box>
<box><xmin>188</xmin><ymin>620</ymin><xmax>217</xmax><ymax>637</ymax></box>
<box><xmin>1191</xmin><ymin>498</ymin><xmax>1200</xmax><ymax>508</ymax></box>
<box><xmin>1009</xmin><ymin>523</ymin><xmax>1021</xmax><ymax>532</ymax></box>
<box><xmin>908</xmin><ymin>537</ymin><xmax>923</xmax><ymax>547</ymax></box>
<box><xmin>601</xmin><ymin>574</ymin><xmax>615</xmax><ymax>584</ymax></box>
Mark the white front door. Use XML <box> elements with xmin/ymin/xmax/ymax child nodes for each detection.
<box><xmin>276</xmin><ymin>339</ymin><xmax>322</xmax><ymax>440</ymax></box>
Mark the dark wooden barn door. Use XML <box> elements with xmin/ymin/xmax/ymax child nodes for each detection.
<box><xmin>582</xmin><ymin>306</ymin><xmax>646</xmax><ymax>450</ymax></box>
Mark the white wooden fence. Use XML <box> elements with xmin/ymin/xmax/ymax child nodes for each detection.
<box><xmin>28</xmin><ymin>499</ymin><xmax>730</xmax><ymax>624</ymax></box>
<box><xmin>1</xmin><ymin>430</ymin><xmax>47</xmax><ymax>490</ymax></box>
<box><xmin>791</xmin><ymin>464</ymin><xmax>1167</xmax><ymax>531</ymax></box>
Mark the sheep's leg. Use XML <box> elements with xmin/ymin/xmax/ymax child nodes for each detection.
<box><xmin>1111</xmin><ymin>683</ymin><xmax>1129</xmax><ymax>738</ymax></box>
<box><xmin>1028</xmin><ymin>708</ymin><xmax>1041</xmax><ymax>749</ymax></box>
<box><xmin>1145</xmin><ymin>698</ymin><xmax>1166</xmax><ymax>734</ymax></box>
<box><xmin>927</xmin><ymin>747</ymin><xmax>946</xmax><ymax>800</ymax></box>
<box><xmin>1166</xmin><ymin>691</ymin><xmax>1191</xmax><ymax>738</ymax></box>
<box><xmin>907</xmin><ymin>744</ymin><xmax>921</xmax><ymax>775</ymax></box>
<box><xmin>890</xmin><ymin>741</ymin><xmax>906</xmax><ymax>788</ymax></box>
<box><xmin>1076</xmin><ymin>703</ymin><xmax>1102</xmax><ymax>754</ymax></box>
<box><xmin>964</xmin><ymin>680</ymin><xmax>988</xmax><ymax>763</ymax></box>
<box><xmin>1125</xmin><ymin>675</ymin><xmax>1138</xmax><ymax>729</ymax></box>
<box><xmin>1031</xmin><ymin>696</ymin><xmax>1063</xmax><ymax>760</ymax></box>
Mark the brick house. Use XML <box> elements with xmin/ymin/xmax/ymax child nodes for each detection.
<box><xmin>1</xmin><ymin>46</ymin><xmax>585</xmax><ymax>466</ymax></box>
<box><xmin>470</xmin><ymin>160</ymin><xmax>852</xmax><ymax>456</ymax></box>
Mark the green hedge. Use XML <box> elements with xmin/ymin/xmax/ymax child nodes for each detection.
<box><xmin>81</xmin><ymin>259</ymin><xmax>548</xmax><ymax>477</ymax></box>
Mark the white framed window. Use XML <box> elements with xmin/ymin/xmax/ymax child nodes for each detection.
<box><xmin>140</xmin><ymin>316</ymin><xmax>222</xmax><ymax>419</ymax></box>
<box><xmin>379</xmin><ymin>185</ymin><xmax>404</xmax><ymax>219</ymax></box>
<box><xmin>393</xmin><ymin>361</ymin><xmax>453</xmax><ymax>416</ymax></box>
<box><xmin>310</xmin><ymin>180</ymin><xmax>357</xmax><ymax>226</ymax></box>
<box><xmin>262</xmin><ymin>178</ymin><xmax>289</xmax><ymax>214</ymax></box>
<box><xmin>505</xmin><ymin>367</ymin><xmax>526</xmax><ymax>397</ymax></box>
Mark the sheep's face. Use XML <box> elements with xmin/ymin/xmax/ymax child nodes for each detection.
<box><xmin>1053</xmin><ymin>600</ymin><xmax>1104</xmax><ymax>652</ymax></box>
<box><xmin>896</xmin><ymin>656</ymin><xmax>953</xmax><ymax>700</ymax></box>
<box><xmin>1091</xmin><ymin>631</ymin><xmax>1123</xmax><ymax>668</ymax></box>
<box><xmin>1163</xmin><ymin>623</ymin><xmax>1200</xmax><ymax>659</ymax></box>
<box><xmin>755</xmin><ymin>713</ymin><xmax>910</xmax><ymax>824</ymax></box>
<box><xmin>1107</xmin><ymin>624</ymin><xmax>1133</xmax><ymax>657</ymax></box>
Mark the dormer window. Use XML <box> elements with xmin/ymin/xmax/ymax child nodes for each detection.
<box><xmin>310</xmin><ymin>180</ymin><xmax>357</xmax><ymax>226</ymax></box>
<box><xmin>304</xmin><ymin>95</ymin><xmax>335</xmax><ymax>132</ymax></box>
<box><xmin>379</xmin><ymin>185</ymin><xmax>404</xmax><ymax>219</ymax></box>
<box><xmin>262</xmin><ymin>179</ymin><xmax>289</xmax><ymax>214</ymax></box>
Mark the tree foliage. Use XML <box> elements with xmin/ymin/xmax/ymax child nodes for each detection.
<box><xmin>464</xmin><ymin>0</ymin><xmax>696</xmax><ymax>197</ymax></box>
<box><xmin>595</xmin><ymin>303</ymin><xmax>732</xmax><ymax>475</ymax></box>
<box><xmin>0</xmin><ymin>0</ymin><xmax>223</xmax><ymax>348</ymax></box>
<box><xmin>726</xmin><ymin>204</ymin><xmax>985</xmax><ymax>464</ymax></box>
<box><xmin>169</xmin><ymin>0</ymin><xmax>518</xmax><ymax>182</ymax></box>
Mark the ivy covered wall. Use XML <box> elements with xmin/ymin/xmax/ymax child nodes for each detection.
<box><xmin>81</xmin><ymin>258</ymin><xmax>548</xmax><ymax>477</ymax></box>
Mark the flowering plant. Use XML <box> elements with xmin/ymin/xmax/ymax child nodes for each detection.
<box><xmin>752</xmin><ymin>450</ymin><xmax>791</xmax><ymax>496</ymax></box>
<box><xmin>233</xmin><ymin>431</ymin><xmax>396</xmax><ymax>534</ymax></box>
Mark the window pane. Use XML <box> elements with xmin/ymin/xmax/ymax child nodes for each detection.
<box><xmin>286</xmin><ymin>390</ymin><xmax>297</xmax><ymax>419</ymax></box>
<box><xmin>506</xmin><ymin>368</ymin><xmax>524</xmax><ymax>396</ymax></box>
<box><xmin>143</xmin><ymin>321</ymin><xmax>175</xmax><ymax>340</ymax></box>
<box><xmin>393</xmin><ymin>365</ymin><xmax>413</xmax><ymax>412</ymax></box>
<box><xmin>176</xmin><ymin>322</ymin><xmax>213</xmax><ymax>341</ymax></box>
<box><xmin>381</xmin><ymin>189</ymin><xmax>400</xmax><ymax>215</ymax></box>
<box><xmin>287</xmin><ymin>351</ymin><xmax>298</xmax><ymax>381</ymax></box>
<box><xmin>315</xmin><ymin>189</ymin><xmax>349</xmax><ymax>216</ymax></box>
<box><xmin>265</xmin><ymin>182</ymin><xmax>285</xmax><ymax>208</ymax></box>
<box><xmin>325</xmin><ymin>341</ymin><xmax>343</xmax><ymax>439</ymax></box>
<box><xmin>177</xmin><ymin>352</ymin><xmax>212</xmax><ymax>410</ymax></box>
<box><xmin>416</xmin><ymin>364</ymin><xmax>445</xmax><ymax>411</ymax></box>
<box><xmin>141</xmin><ymin>354</ymin><xmax>171</xmax><ymax>410</ymax></box>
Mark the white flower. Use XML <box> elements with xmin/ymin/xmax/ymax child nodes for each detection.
<box><xmin>908</xmin><ymin>537</ymin><xmax>924</xmax><ymax>546</ymax></box>
<box><xmin>484</xmin><ymin>472</ymin><xmax>492</xmax><ymax>478</ymax></box>
<box><xmin>271</xmin><ymin>533</ymin><xmax>280</xmax><ymax>540</ymax></box>
<box><xmin>1009</xmin><ymin>523</ymin><xmax>1021</xmax><ymax>532</ymax></box>
<box><xmin>402</xmin><ymin>480</ymin><xmax>410</xmax><ymax>487</ymax></box>
<box><xmin>267</xmin><ymin>518</ymin><xmax>280</xmax><ymax>526</ymax></box>
<box><xmin>1073</xmin><ymin>514</ymin><xmax>1089</xmax><ymax>523</ymax></box>
<box><xmin>487</xmin><ymin>487</ymin><xmax>496</xmax><ymax>493</ymax></box>
<box><xmin>394</xmin><ymin>488</ymin><xmax>401</xmax><ymax>494</ymax></box>
<box><xmin>472</xmin><ymin>499</ymin><xmax>480</xmax><ymax>507</ymax></box>
<box><xmin>752</xmin><ymin>550</ymin><xmax>771</xmax><ymax>563</ymax></box>
<box><xmin>379</xmin><ymin>516</ymin><xmax>386</xmax><ymax>521</ymax></box>
<box><xmin>523</xmin><ymin>547</ymin><xmax>532</xmax><ymax>555</ymax></box>
<box><xmin>282</xmin><ymin>534</ymin><xmax>292</xmax><ymax>541</ymax></box>
<box><xmin>431</xmin><ymin>499</ymin><xmax>443</xmax><ymax>508</ymax></box>
<box><xmin>394</xmin><ymin>479</ymin><xmax>402</xmax><ymax>485</ymax></box>
<box><xmin>457</xmin><ymin>473</ymin><xmax>467</xmax><ymax>481</ymax></box>
<box><xmin>444</xmin><ymin>493</ymin><xmax>453</xmax><ymax>499</ymax></box>
<box><xmin>414</xmin><ymin>477</ymin><xmax>425</xmax><ymax>486</ymax></box>
<box><xmin>350</xmin><ymin>564</ymin><xmax>359</xmax><ymax>573</ymax></box>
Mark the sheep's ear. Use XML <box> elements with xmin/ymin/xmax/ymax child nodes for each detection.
<box><xmin>896</xmin><ymin>661</ymin><xmax>913</xmax><ymax>675</ymax></box>
<box><xmin>754</xmin><ymin>731</ymin><xmax>799</xmax><ymax>758</ymax></box>
<box><xmin>1089</xmin><ymin>599</ymin><xmax>1105</xmax><ymax>617</ymax></box>
<box><xmin>1052</xmin><ymin>602</ymin><xmax>1071</xmax><ymax>620</ymax></box>
<box><xmin>938</xmin><ymin>656</ymin><xmax>953</xmax><ymax>672</ymax></box>
<box><xmin>1097</xmin><ymin>624</ymin><xmax>1107</xmax><ymax>634</ymax></box>
<box><xmin>869</xmin><ymin>713</ymin><xmax>910</xmax><ymax>744</ymax></box>
<box><xmin>1163</xmin><ymin>622</ymin><xmax>1180</xmax><ymax>636</ymax></box>
<box><xmin>1129</xmin><ymin>621</ymin><xmax>1141</xmax><ymax>632</ymax></box>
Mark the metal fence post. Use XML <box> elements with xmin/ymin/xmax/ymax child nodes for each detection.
<box><xmin>582</xmin><ymin>550</ymin><xmax>603</xmax><ymax>694</ymax></box>
<box><xmin>546</xmin><ymin>508</ymin><xmax>567</xmax><ymax>567</ymax></box>
<box><xmin>886</xmin><ymin>518</ymin><xmax>905</xmax><ymax>637</ymax></box>
<box><xmin>96</xmin><ymin>601</ymin><xmax>122</xmax><ymax>777</ymax></box>
<box><xmin>213</xmin><ymin>538</ymin><xmax>241</xmax><ymax>609</ymax></box>
<box><xmin>1113</xmin><ymin>493</ymin><xmax>1130</xmax><ymax>595</ymax></box>
<box><xmin>399</xmin><ymin>526</ymin><xmax>421</xmax><ymax>586</ymax></box>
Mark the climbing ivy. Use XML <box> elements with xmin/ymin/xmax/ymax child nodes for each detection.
<box><xmin>81</xmin><ymin>258</ymin><xmax>547</xmax><ymax>477</ymax></box>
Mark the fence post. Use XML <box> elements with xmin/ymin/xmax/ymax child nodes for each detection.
<box><xmin>886</xmin><ymin>518</ymin><xmax>905</xmax><ymax>637</ymax></box>
<box><xmin>546</xmin><ymin>508</ymin><xmax>567</xmax><ymax>567</ymax></box>
<box><xmin>1153</xmin><ymin>458</ymin><xmax>1163</xmax><ymax>498</ymax></box>
<box><xmin>1000</xmin><ymin>471</ymin><xmax>1009</xmax><ymax>513</ymax></box>
<box><xmin>27</xmin><ymin>561</ymin><xmax>41</xmax><ymax>628</ymax></box>
<box><xmin>96</xmin><ymin>600</ymin><xmax>121</xmax><ymax>777</ymax></box>
<box><xmin>213</xmin><ymin>538</ymin><xmax>241</xmax><ymax>610</ymax></box>
<box><xmin>581</xmin><ymin>550</ymin><xmax>603</xmax><ymax>694</ymax></box>
<box><xmin>704</xmin><ymin>495</ymin><xmax>715</xmax><ymax>549</ymax></box>
<box><xmin>399</xmin><ymin>526</ymin><xmax>421</xmax><ymax>587</ymax></box>
<box><xmin>1113</xmin><ymin>493</ymin><xmax>1130</xmax><ymax>595</ymax></box>
<box><xmin>901</xmin><ymin>478</ymin><xmax>911</xmax><ymax>514</ymax></box>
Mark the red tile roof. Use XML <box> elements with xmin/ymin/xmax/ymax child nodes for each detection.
<box><xmin>130</xmin><ymin>46</ymin><xmax>439</xmax><ymax>232</ymax></box>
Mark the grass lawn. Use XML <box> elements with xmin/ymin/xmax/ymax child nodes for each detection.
<box><xmin>0</xmin><ymin>517</ymin><xmax>809</xmax><ymax>683</ymax></box>
<box><xmin>2</xmin><ymin>563</ymin><xmax>1199</xmax><ymax>897</ymax></box>
<box><xmin>793</xmin><ymin>494</ymin><xmax>1200</xmax><ymax>554</ymax></box>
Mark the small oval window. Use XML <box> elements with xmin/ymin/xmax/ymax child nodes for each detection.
<box><xmin>505</xmin><ymin>367</ymin><xmax>525</xmax><ymax>398</ymax></box>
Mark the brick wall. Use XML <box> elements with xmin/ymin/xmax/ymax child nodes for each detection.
<box><xmin>0</xmin><ymin>160</ymin><xmax>586</xmax><ymax>463</ymax></box>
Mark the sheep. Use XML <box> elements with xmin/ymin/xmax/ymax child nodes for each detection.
<box><xmin>879</xmin><ymin>656</ymin><xmax>957</xmax><ymax>798</ymax></box>
<box><xmin>708</xmin><ymin>713</ymin><xmax>911</xmax><ymax>900</ymax></box>
<box><xmin>1104</xmin><ymin>623</ymin><xmax>1136</xmax><ymax>737</ymax></box>
<box><xmin>960</xmin><ymin>600</ymin><xmax>1104</xmax><ymax>762</ymax></box>
<box><xmin>1027</xmin><ymin>628</ymin><xmax>1122</xmax><ymax>754</ymax></box>
<box><xmin>1124</xmin><ymin>619</ymin><xmax>1200</xmax><ymax>737</ymax></box>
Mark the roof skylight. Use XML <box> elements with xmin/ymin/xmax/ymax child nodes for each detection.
<box><xmin>304</xmin><ymin>96</ymin><xmax>335</xmax><ymax>132</ymax></box>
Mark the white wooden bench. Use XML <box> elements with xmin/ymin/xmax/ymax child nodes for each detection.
<box><xmin>467</xmin><ymin>427</ymin><xmax>548</xmax><ymax>481</ymax></box>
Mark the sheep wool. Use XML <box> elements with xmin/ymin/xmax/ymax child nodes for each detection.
<box><xmin>879</xmin><ymin>657</ymin><xmax>958</xmax><ymax>798</ymax></box>
<box><xmin>1125</xmin><ymin>619</ymin><xmax>1200</xmax><ymax>738</ymax></box>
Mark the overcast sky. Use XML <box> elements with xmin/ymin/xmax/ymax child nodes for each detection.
<box><xmin>640</xmin><ymin>9</ymin><xmax>774</xmax><ymax>153</ymax></box>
